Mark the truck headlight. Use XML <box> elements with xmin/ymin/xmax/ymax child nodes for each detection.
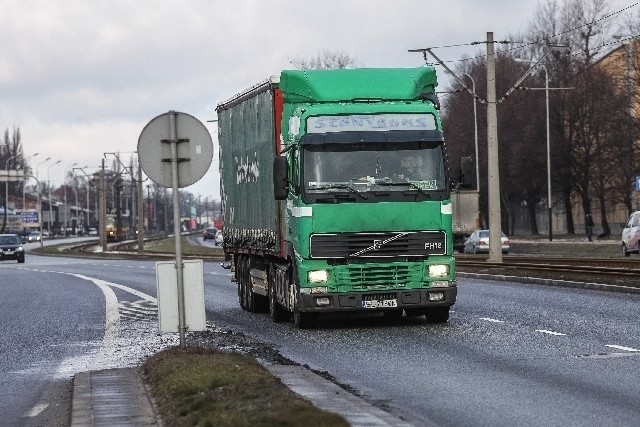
<box><xmin>308</xmin><ymin>270</ymin><xmax>329</xmax><ymax>283</ymax></box>
<box><xmin>428</xmin><ymin>264</ymin><xmax>449</xmax><ymax>278</ymax></box>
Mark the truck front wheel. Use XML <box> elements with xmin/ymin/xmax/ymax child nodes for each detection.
<box><xmin>425</xmin><ymin>306</ymin><xmax>450</xmax><ymax>323</ymax></box>
<box><xmin>293</xmin><ymin>289</ymin><xmax>316</xmax><ymax>329</ymax></box>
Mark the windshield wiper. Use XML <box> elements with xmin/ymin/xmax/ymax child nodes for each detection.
<box><xmin>309</xmin><ymin>183</ymin><xmax>368</xmax><ymax>199</ymax></box>
<box><xmin>373</xmin><ymin>180</ymin><xmax>431</xmax><ymax>198</ymax></box>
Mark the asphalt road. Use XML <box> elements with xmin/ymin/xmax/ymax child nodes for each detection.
<box><xmin>205</xmin><ymin>270</ymin><xmax>640</xmax><ymax>426</ymax></box>
<box><xmin>2</xmin><ymin>243</ymin><xmax>639</xmax><ymax>426</ymax></box>
<box><xmin>0</xmin><ymin>253</ymin><xmax>106</xmax><ymax>425</ymax></box>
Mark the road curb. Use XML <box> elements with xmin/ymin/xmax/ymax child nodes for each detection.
<box><xmin>458</xmin><ymin>272</ymin><xmax>640</xmax><ymax>295</ymax></box>
<box><xmin>265</xmin><ymin>364</ymin><xmax>419</xmax><ymax>427</ymax></box>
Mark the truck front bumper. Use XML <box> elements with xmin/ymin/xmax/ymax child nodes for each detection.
<box><xmin>299</xmin><ymin>286</ymin><xmax>456</xmax><ymax>313</ymax></box>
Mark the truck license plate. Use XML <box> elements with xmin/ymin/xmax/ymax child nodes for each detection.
<box><xmin>362</xmin><ymin>299</ymin><xmax>398</xmax><ymax>309</ymax></box>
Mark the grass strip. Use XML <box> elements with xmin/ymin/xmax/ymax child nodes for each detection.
<box><xmin>143</xmin><ymin>347</ymin><xmax>349</xmax><ymax>427</ymax></box>
<box><xmin>145</xmin><ymin>235</ymin><xmax>223</xmax><ymax>257</ymax></box>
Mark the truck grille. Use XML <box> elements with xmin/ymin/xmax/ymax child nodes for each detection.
<box><xmin>310</xmin><ymin>231</ymin><xmax>446</xmax><ymax>258</ymax></box>
<box><xmin>336</xmin><ymin>264</ymin><xmax>411</xmax><ymax>291</ymax></box>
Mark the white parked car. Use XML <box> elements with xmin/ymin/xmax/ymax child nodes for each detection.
<box><xmin>621</xmin><ymin>211</ymin><xmax>640</xmax><ymax>256</ymax></box>
<box><xmin>214</xmin><ymin>230</ymin><xmax>224</xmax><ymax>246</ymax></box>
<box><xmin>464</xmin><ymin>229</ymin><xmax>510</xmax><ymax>254</ymax></box>
<box><xmin>88</xmin><ymin>228</ymin><xmax>98</xmax><ymax>236</ymax></box>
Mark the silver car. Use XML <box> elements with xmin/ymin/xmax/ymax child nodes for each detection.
<box><xmin>621</xmin><ymin>211</ymin><xmax>640</xmax><ymax>256</ymax></box>
<box><xmin>464</xmin><ymin>230</ymin><xmax>510</xmax><ymax>254</ymax></box>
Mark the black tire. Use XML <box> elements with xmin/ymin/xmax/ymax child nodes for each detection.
<box><xmin>269</xmin><ymin>267</ymin><xmax>288</xmax><ymax>322</ymax></box>
<box><xmin>293</xmin><ymin>289</ymin><xmax>316</xmax><ymax>329</ymax></box>
<box><xmin>383</xmin><ymin>309</ymin><xmax>403</xmax><ymax>320</ymax></box>
<box><xmin>237</xmin><ymin>257</ymin><xmax>247</xmax><ymax>310</ymax></box>
<box><xmin>243</xmin><ymin>258</ymin><xmax>255</xmax><ymax>312</ymax></box>
<box><xmin>425</xmin><ymin>306</ymin><xmax>450</xmax><ymax>323</ymax></box>
<box><xmin>293</xmin><ymin>307</ymin><xmax>316</xmax><ymax>329</ymax></box>
<box><xmin>405</xmin><ymin>308</ymin><xmax>427</xmax><ymax>317</ymax></box>
<box><xmin>623</xmin><ymin>243</ymin><xmax>630</xmax><ymax>257</ymax></box>
<box><xmin>17</xmin><ymin>257</ymin><xmax>25</xmax><ymax>264</ymax></box>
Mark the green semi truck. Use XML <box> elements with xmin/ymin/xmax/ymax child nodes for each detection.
<box><xmin>217</xmin><ymin>67</ymin><xmax>473</xmax><ymax>328</ymax></box>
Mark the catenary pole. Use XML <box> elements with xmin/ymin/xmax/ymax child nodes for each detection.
<box><xmin>486</xmin><ymin>32</ymin><xmax>502</xmax><ymax>263</ymax></box>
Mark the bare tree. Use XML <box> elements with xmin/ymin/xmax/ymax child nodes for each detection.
<box><xmin>1</xmin><ymin>127</ymin><xmax>24</xmax><ymax>232</ymax></box>
<box><xmin>524</xmin><ymin>0</ymin><xmax>623</xmax><ymax>234</ymax></box>
<box><xmin>289</xmin><ymin>50</ymin><xmax>359</xmax><ymax>70</ymax></box>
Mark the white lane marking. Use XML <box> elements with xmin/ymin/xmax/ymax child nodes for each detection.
<box><xmin>606</xmin><ymin>344</ymin><xmax>640</xmax><ymax>352</ymax></box>
<box><xmin>536</xmin><ymin>329</ymin><xmax>567</xmax><ymax>336</ymax></box>
<box><xmin>10</xmin><ymin>268</ymin><xmax>160</xmax><ymax>378</ymax></box>
<box><xmin>107</xmin><ymin>282</ymin><xmax>157</xmax><ymax>303</ymax></box>
<box><xmin>63</xmin><ymin>274</ymin><xmax>122</xmax><ymax>371</ymax></box>
<box><xmin>479</xmin><ymin>317</ymin><xmax>505</xmax><ymax>323</ymax></box>
<box><xmin>208</xmin><ymin>272</ymin><xmax>224</xmax><ymax>275</ymax></box>
<box><xmin>24</xmin><ymin>403</ymin><xmax>49</xmax><ymax>417</ymax></box>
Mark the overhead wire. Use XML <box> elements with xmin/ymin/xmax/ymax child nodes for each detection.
<box><xmin>420</xmin><ymin>2</ymin><xmax>640</xmax><ymax>74</ymax></box>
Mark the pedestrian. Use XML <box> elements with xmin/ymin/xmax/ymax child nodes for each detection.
<box><xmin>585</xmin><ymin>213</ymin><xmax>594</xmax><ymax>242</ymax></box>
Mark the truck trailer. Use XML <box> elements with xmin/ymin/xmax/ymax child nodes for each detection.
<box><xmin>217</xmin><ymin>67</ymin><xmax>473</xmax><ymax>328</ymax></box>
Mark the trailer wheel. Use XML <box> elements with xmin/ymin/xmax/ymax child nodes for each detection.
<box><xmin>269</xmin><ymin>266</ymin><xmax>288</xmax><ymax>322</ymax></box>
<box><xmin>243</xmin><ymin>257</ymin><xmax>256</xmax><ymax>312</ymax></box>
<box><xmin>237</xmin><ymin>257</ymin><xmax>246</xmax><ymax>310</ymax></box>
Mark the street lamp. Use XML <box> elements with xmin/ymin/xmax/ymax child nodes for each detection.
<box><xmin>72</xmin><ymin>166</ymin><xmax>88</xmax><ymax>233</ymax></box>
<box><xmin>74</xmin><ymin>166</ymin><xmax>96</xmax><ymax>233</ymax></box>
<box><xmin>24</xmin><ymin>175</ymin><xmax>45</xmax><ymax>247</ymax></box>
<box><xmin>462</xmin><ymin>72</ymin><xmax>480</xmax><ymax>191</ymax></box>
<box><xmin>35</xmin><ymin>157</ymin><xmax>50</xmax><ymax>234</ymax></box>
<box><xmin>47</xmin><ymin>160</ymin><xmax>61</xmax><ymax>235</ymax></box>
<box><xmin>515</xmin><ymin>60</ymin><xmax>552</xmax><ymax>241</ymax></box>
<box><xmin>22</xmin><ymin>153</ymin><xmax>39</xmax><ymax>211</ymax></box>
<box><xmin>63</xmin><ymin>163</ymin><xmax>78</xmax><ymax>236</ymax></box>
<box><xmin>35</xmin><ymin>157</ymin><xmax>51</xmax><ymax>182</ymax></box>
<box><xmin>3</xmin><ymin>154</ymin><xmax>20</xmax><ymax>232</ymax></box>
<box><xmin>540</xmin><ymin>64</ymin><xmax>552</xmax><ymax>242</ymax></box>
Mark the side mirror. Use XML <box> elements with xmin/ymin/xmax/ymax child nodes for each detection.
<box><xmin>459</xmin><ymin>156</ymin><xmax>474</xmax><ymax>189</ymax></box>
<box><xmin>273</xmin><ymin>156</ymin><xmax>289</xmax><ymax>200</ymax></box>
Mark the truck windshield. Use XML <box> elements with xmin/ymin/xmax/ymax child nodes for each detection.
<box><xmin>302</xmin><ymin>141</ymin><xmax>446</xmax><ymax>203</ymax></box>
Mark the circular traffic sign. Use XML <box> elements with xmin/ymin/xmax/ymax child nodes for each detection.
<box><xmin>138</xmin><ymin>111</ymin><xmax>214</xmax><ymax>188</ymax></box>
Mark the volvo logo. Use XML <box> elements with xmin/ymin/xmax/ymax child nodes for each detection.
<box><xmin>350</xmin><ymin>233</ymin><xmax>408</xmax><ymax>257</ymax></box>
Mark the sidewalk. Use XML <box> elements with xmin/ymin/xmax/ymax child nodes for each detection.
<box><xmin>71</xmin><ymin>368</ymin><xmax>159</xmax><ymax>426</ymax></box>
<box><xmin>71</xmin><ymin>366</ymin><xmax>418</xmax><ymax>427</ymax></box>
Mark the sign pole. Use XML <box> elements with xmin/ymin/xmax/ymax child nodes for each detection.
<box><xmin>169</xmin><ymin>111</ymin><xmax>187</xmax><ymax>348</ymax></box>
<box><xmin>138</xmin><ymin>110</ymin><xmax>213</xmax><ymax>345</ymax></box>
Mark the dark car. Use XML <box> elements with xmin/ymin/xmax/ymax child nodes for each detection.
<box><xmin>0</xmin><ymin>234</ymin><xmax>25</xmax><ymax>263</ymax></box>
<box><xmin>203</xmin><ymin>227</ymin><xmax>217</xmax><ymax>241</ymax></box>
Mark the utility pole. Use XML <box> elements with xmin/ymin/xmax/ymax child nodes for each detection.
<box><xmin>137</xmin><ymin>160</ymin><xmax>144</xmax><ymax>253</ymax></box>
<box><xmin>486</xmin><ymin>32</ymin><xmax>502</xmax><ymax>263</ymax></box>
<box><xmin>100</xmin><ymin>158</ymin><xmax>107</xmax><ymax>252</ymax></box>
<box><xmin>462</xmin><ymin>73</ymin><xmax>480</xmax><ymax>191</ymax></box>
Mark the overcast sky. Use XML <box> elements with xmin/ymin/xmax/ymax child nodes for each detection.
<box><xmin>1</xmin><ymin>0</ymin><xmax>636</xmax><ymax>200</ymax></box>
